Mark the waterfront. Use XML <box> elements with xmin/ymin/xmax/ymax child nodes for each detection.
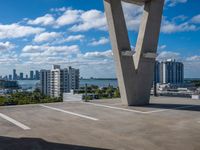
<box><xmin>80</xmin><ymin>79</ymin><xmax>118</xmax><ymax>88</ymax></box>
<box><xmin>17</xmin><ymin>79</ymin><xmax>118</xmax><ymax>90</ymax></box>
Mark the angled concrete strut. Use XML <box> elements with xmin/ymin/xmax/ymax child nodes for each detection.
<box><xmin>104</xmin><ymin>0</ymin><xmax>165</xmax><ymax>105</ymax></box>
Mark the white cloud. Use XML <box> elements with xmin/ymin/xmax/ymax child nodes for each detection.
<box><xmin>186</xmin><ymin>55</ymin><xmax>200</xmax><ymax>61</ymax></box>
<box><xmin>69</xmin><ymin>4</ymin><xmax>142</xmax><ymax>32</ymax></box>
<box><xmin>157</xmin><ymin>51</ymin><xmax>181</xmax><ymax>61</ymax></box>
<box><xmin>122</xmin><ymin>2</ymin><xmax>143</xmax><ymax>31</ymax></box>
<box><xmin>89</xmin><ymin>37</ymin><xmax>109</xmax><ymax>46</ymax></box>
<box><xmin>0</xmin><ymin>42</ymin><xmax>15</xmax><ymax>51</ymax></box>
<box><xmin>22</xmin><ymin>44</ymin><xmax>79</xmax><ymax>55</ymax></box>
<box><xmin>191</xmin><ymin>14</ymin><xmax>200</xmax><ymax>24</ymax></box>
<box><xmin>70</xmin><ymin>9</ymin><xmax>107</xmax><ymax>32</ymax></box>
<box><xmin>0</xmin><ymin>43</ymin><xmax>19</xmax><ymax>65</ymax></box>
<box><xmin>165</xmin><ymin>0</ymin><xmax>188</xmax><ymax>7</ymax></box>
<box><xmin>0</xmin><ymin>23</ymin><xmax>44</xmax><ymax>39</ymax></box>
<box><xmin>56</xmin><ymin>9</ymin><xmax>82</xmax><ymax>27</ymax></box>
<box><xmin>27</xmin><ymin>14</ymin><xmax>55</xmax><ymax>26</ymax></box>
<box><xmin>26</xmin><ymin>8</ymin><xmax>83</xmax><ymax>28</ymax></box>
<box><xmin>50</xmin><ymin>7</ymin><xmax>68</xmax><ymax>12</ymax></box>
<box><xmin>65</xmin><ymin>35</ymin><xmax>85</xmax><ymax>42</ymax></box>
<box><xmin>0</xmin><ymin>56</ymin><xmax>19</xmax><ymax>64</ymax></box>
<box><xmin>19</xmin><ymin>45</ymin><xmax>116</xmax><ymax>78</ymax></box>
<box><xmin>69</xmin><ymin>3</ymin><xmax>142</xmax><ymax>32</ymax></box>
<box><xmin>161</xmin><ymin>18</ymin><xmax>197</xmax><ymax>33</ymax></box>
<box><xmin>82</xmin><ymin>50</ymin><xmax>113</xmax><ymax>59</ymax></box>
<box><xmin>158</xmin><ymin>45</ymin><xmax>167</xmax><ymax>50</ymax></box>
<box><xmin>33</xmin><ymin>32</ymin><xmax>61</xmax><ymax>43</ymax></box>
<box><xmin>23</xmin><ymin>5</ymin><xmax>139</xmax><ymax>33</ymax></box>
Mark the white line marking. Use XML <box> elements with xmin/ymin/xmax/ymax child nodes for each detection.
<box><xmin>40</xmin><ymin>104</ymin><xmax>98</xmax><ymax>121</ymax></box>
<box><xmin>84</xmin><ymin>102</ymin><xmax>147</xmax><ymax>114</ymax></box>
<box><xmin>84</xmin><ymin>102</ymin><xmax>198</xmax><ymax>114</ymax></box>
<box><xmin>0</xmin><ymin>113</ymin><xmax>30</xmax><ymax>130</ymax></box>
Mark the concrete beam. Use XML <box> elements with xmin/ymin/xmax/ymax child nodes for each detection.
<box><xmin>122</xmin><ymin>0</ymin><xmax>149</xmax><ymax>5</ymax></box>
<box><xmin>104</xmin><ymin>0</ymin><xmax>164</xmax><ymax>106</ymax></box>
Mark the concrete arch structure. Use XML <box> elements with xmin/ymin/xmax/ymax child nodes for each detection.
<box><xmin>104</xmin><ymin>0</ymin><xmax>165</xmax><ymax>105</ymax></box>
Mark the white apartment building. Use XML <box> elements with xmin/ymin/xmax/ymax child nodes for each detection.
<box><xmin>40</xmin><ymin>65</ymin><xmax>79</xmax><ymax>97</ymax></box>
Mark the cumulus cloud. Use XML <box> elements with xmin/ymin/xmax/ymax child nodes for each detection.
<box><xmin>89</xmin><ymin>37</ymin><xmax>109</xmax><ymax>46</ymax></box>
<box><xmin>191</xmin><ymin>14</ymin><xmax>200</xmax><ymax>24</ymax></box>
<box><xmin>0</xmin><ymin>42</ymin><xmax>15</xmax><ymax>51</ymax></box>
<box><xmin>0</xmin><ymin>42</ymin><xmax>18</xmax><ymax>65</ymax></box>
<box><xmin>82</xmin><ymin>50</ymin><xmax>113</xmax><ymax>59</ymax></box>
<box><xmin>70</xmin><ymin>9</ymin><xmax>107</xmax><ymax>32</ymax></box>
<box><xmin>186</xmin><ymin>55</ymin><xmax>200</xmax><ymax>61</ymax></box>
<box><xmin>0</xmin><ymin>55</ymin><xmax>19</xmax><ymax>64</ymax></box>
<box><xmin>27</xmin><ymin>14</ymin><xmax>55</xmax><ymax>26</ymax></box>
<box><xmin>27</xmin><ymin>9</ymin><xmax>82</xmax><ymax>28</ymax></box>
<box><xmin>56</xmin><ymin>9</ymin><xmax>82</xmax><ymax>27</ymax></box>
<box><xmin>158</xmin><ymin>45</ymin><xmax>167</xmax><ymax>50</ymax></box>
<box><xmin>22</xmin><ymin>44</ymin><xmax>79</xmax><ymax>55</ymax></box>
<box><xmin>122</xmin><ymin>2</ymin><xmax>143</xmax><ymax>31</ymax></box>
<box><xmin>157</xmin><ymin>51</ymin><xmax>181</xmax><ymax>61</ymax></box>
<box><xmin>50</xmin><ymin>7</ymin><xmax>68</xmax><ymax>12</ymax></box>
<box><xmin>165</xmin><ymin>0</ymin><xmax>188</xmax><ymax>7</ymax></box>
<box><xmin>70</xmin><ymin>3</ymin><xmax>142</xmax><ymax>32</ymax></box>
<box><xmin>0</xmin><ymin>23</ymin><xmax>44</xmax><ymax>39</ymax></box>
<box><xmin>161</xmin><ymin>17</ymin><xmax>197</xmax><ymax>33</ymax></box>
<box><xmin>64</xmin><ymin>35</ymin><xmax>85</xmax><ymax>42</ymax></box>
<box><xmin>33</xmin><ymin>32</ymin><xmax>61</xmax><ymax>43</ymax></box>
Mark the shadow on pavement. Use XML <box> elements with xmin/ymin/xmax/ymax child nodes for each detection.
<box><xmin>143</xmin><ymin>103</ymin><xmax>200</xmax><ymax>111</ymax></box>
<box><xmin>0</xmin><ymin>136</ymin><xmax>109</xmax><ymax>150</ymax></box>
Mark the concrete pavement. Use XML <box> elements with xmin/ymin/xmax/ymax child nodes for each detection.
<box><xmin>0</xmin><ymin>96</ymin><xmax>200</xmax><ymax>150</ymax></box>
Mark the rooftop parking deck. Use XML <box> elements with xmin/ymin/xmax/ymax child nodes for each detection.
<box><xmin>0</xmin><ymin>96</ymin><xmax>200</xmax><ymax>150</ymax></box>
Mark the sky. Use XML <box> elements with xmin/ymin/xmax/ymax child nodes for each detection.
<box><xmin>0</xmin><ymin>0</ymin><xmax>199</xmax><ymax>78</ymax></box>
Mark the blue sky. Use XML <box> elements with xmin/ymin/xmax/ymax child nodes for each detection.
<box><xmin>0</xmin><ymin>0</ymin><xmax>199</xmax><ymax>78</ymax></box>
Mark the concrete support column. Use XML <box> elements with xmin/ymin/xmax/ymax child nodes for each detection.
<box><xmin>104</xmin><ymin>0</ymin><xmax>164</xmax><ymax>105</ymax></box>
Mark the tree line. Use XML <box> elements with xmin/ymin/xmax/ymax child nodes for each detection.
<box><xmin>0</xmin><ymin>89</ymin><xmax>62</xmax><ymax>106</ymax></box>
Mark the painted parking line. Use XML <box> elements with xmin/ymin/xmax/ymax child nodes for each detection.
<box><xmin>0</xmin><ymin>113</ymin><xmax>30</xmax><ymax>130</ymax></box>
<box><xmin>83</xmin><ymin>102</ymin><xmax>198</xmax><ymax>114</ymax></box>
<box><xmin>83</xmin><ymin>102</ymin><xmax>147</xmax><ymax>114</ymax></box>
<box><xmin>40</xmin><ymin>104</ymin><xmax>98</xmax><ymax>121</ymax></box>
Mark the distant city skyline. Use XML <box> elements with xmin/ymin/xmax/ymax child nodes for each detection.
<box><xmin>0</xmin><ymin>69</ymin><xmax>40</xmax><ymax>80</ymax></box>
<box><xmin>0</xmin><ymin>0</ymin><xmax>199</xmax><ymax>78</ymax></box>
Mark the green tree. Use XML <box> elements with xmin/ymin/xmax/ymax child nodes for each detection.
<box><xmin>114</xmin><ymin>88</ymin><xmax>120</xmax><ymax>98</ymax></box>
<box><xmin>106</xmin><ymin>86</ymin><xmax>113</xmax><ymax>98</ymax></box>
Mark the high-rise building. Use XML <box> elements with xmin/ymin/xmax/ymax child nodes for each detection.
<box><xmin>40</xmin><ymin>70</ymin><xmax>51</xmax><ymax>96</ymax></box>
<box><xmin>154</xmin><ymin>61</ymin><xmax>160</xmax><ymax>84</ymax></box>
<box><xmin>13</xmin><ymin>69</ymin><xmax>17</xmax><ymax>80</ymax></box>
<box><xmin>158</xmin><ymin>59</ymin><xmax>184</xmax><ymax>84</ymax></box>
<box><xmin>8</xmin><ymin>75</ymin><xmax>12</xmax><ymax>80</ymax></box>
<box><xmin>30</xmin><ymin>71</ymin><xmax>34</xmax><ymax>80</ymax></box>
<box><xmin>19</xmin><ymin>73</ymin><xmax>23</xmax><ymax>80</ymax></box>
<box><xmin>35</xmin><ymin>70</ymin><xmax>40</xmax><ymax>80</ymax></box>
<box><xmin>68</xmin><ymin>66</ymin><xmax>80</xmax><ymax>90</ymax></box>
<box><xmin>40</xmin><ymin>65</ymin><xmax>79</xmax><ymax>97</ymax></box>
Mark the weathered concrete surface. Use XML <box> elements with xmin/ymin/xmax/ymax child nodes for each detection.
<box><xmin>122</xmin><ymin>0</ymin><xmax>149</xmax><ymax>5</ymax></box>
<box><xmin>104</xmin><ymin>0</ymin><xmax>164</xmax><ymax>105</ymax></box>
<box><xmin>0</xmin><ymin>97</ymin><xmax>200</xmax><ymax>150</ymax></box>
